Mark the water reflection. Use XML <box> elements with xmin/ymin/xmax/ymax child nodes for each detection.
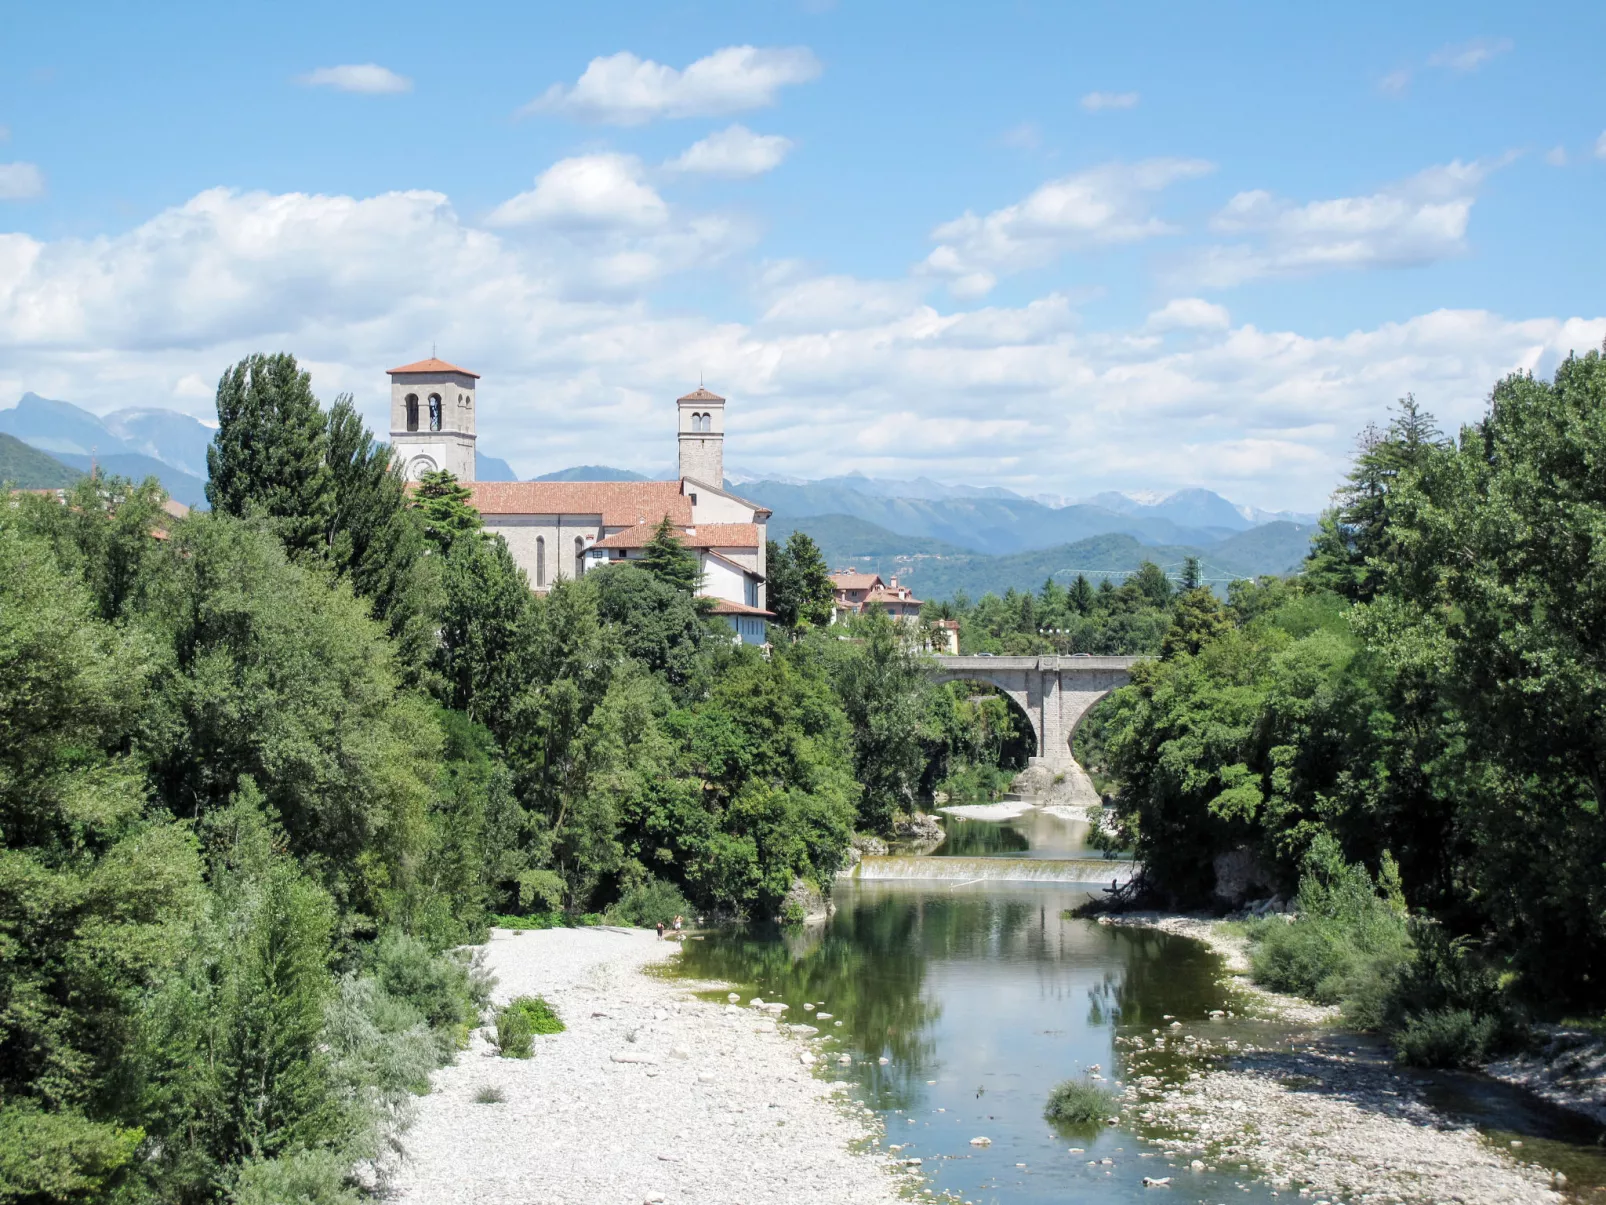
<box><xmin>936</xmin><ymin>810</ymin><xmax>1099</xmax><ymax>858</ymax></box>
<box><xmin>677</xmin><ymin>881</ymin><xmax>1283</xmax><ymax>1204</ymax></box>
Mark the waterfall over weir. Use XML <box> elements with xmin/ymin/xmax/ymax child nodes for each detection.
<box><xmin>852</xmin><ymin>854</ymin><xmax>1134</xmax><ymax>885</ymax></box>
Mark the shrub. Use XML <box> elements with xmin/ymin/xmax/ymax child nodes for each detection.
<box><xmin>494</xmin><ymin>995</ymin><xmax>564</xmax><ymax>1058</ymax></box>
<box><xmin>366</xmin><ymin>930</ymin><xmax>492</xmax><ymax>1052</ymax></box>
<box><xmin>1393</xmin><ymin>1009</ymin><xmax>1500</xmax><ymax>1069</ymax></box>
<box><xmin>473</xmin><ymin>1085</ymin><xmax>505</xmax><ymax>1105</ymax></box>
<box><xmin>1043</xmin><ymin>1078</ymin><xmax>1117</xmax><ymax>1127</ymax></box>
<box><xmin>230</xmin><ymin>1149</ymin><xmax>359</xmax><ymax>1205</ymax></box>
<box><xmin>1248</xmin><ymin>837</ymin><xmax>1412</xmax><ymax>1011</ymax></box>
<box><xmin>604</xmin><ymin>873</ymin><xmax>692</xmax><ymax>929</ymax></box>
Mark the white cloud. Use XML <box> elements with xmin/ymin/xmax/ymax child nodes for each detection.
<box><xmin>1378</xmin><ymin>69</ymin><xmax>1411</xmax><ymax>97</ymax></box>
<box><xmin>1545</xmin><ymin>146</ymin><xmax>1568</xmax><ymax>167</ymax></box>
<box><xmin>666</xmin><ymin>125</ymin><xmax>792</xmax><ymax>176</ymax></box>
<box><xmin>1181</xmin><ymin>158</ymin><xmax>1504</xmax><ymax>288</ymax></box>
<box><xmin>296</xmin><ymin>63</ymin><xmax>412</xmax><ymax>94</ymax></box>
<box><xmin>1427</xmin><ymin>37</ymin><xmax>1513</xmax><ymax>73</ymax></box>
<box><xmin>526</xmin><ymin>46</ymin><xmax>821</xmax><ymax>125</ymax></box>
<box><xmin>487</xmin><ymin>154</ymin><xmax>668</xmax><ymax>229</ymax></box>
<box><xmin>2</xmin><ymin>181</ymin><xmax>1601</xmax><ymax>513</ymax></box>
<box><xmin>1080</xmin><ymin>91</ymin><xmax>1139</xmax><ymax>111</ymax></box>
<box><xmin>921</xmin><ymin>159</ymin><xmax>1213</xmax><ymax>297</ymax></box>
<box><xmin>1147</xmin><ymin>298</ymin><xmax>1230</xmax><ymax>331</ymax></box>
<box><xmin>0</xmin><ymin>162</ymin><xmax>44</xmax><ymax>199</ymax></box>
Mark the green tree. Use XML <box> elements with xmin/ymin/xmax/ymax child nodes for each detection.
<box><xmin>822</xmin><ymin>611</ymin><xmax>932</xmax><ymax>833</ymax></box>
<box><xmin>206</xmin><ymin>353</ymin><xmax>334</xmax><ymax>558</ymax></box>
<box><xmin>412</xmin><ymin>470</ymin><xmax>481</xmax><ymax>554</ymax></box>
<box><xmin>590</xmin><ymin>562</ymin><xmax>710</xmax><ymax>691</ymax></box>
<box><xmin>767</xmin><ymin>532</ymin><xmax>835</xmax><ymax>630</ymax></box>
<box><xmin>1161</xmin><ymin>586</ymin><xmax>1230</xmax><ymax>659</ymax></box>
<box><xmin>435</xmin><ymin>533</ymin><xmax>533</xmax><ymax>725</ymax></box>
<box><xmin>641</xmin><ymin>516</ymin><xmax>702</xmax><ymax>595</ymax></box>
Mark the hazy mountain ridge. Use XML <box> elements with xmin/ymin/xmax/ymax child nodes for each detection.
<box><xmin>0</xmin><ymin>396</ymin><xmax>1323</xmax><ymax>558</ymax></box>
<box><xmin>769</xmin><ymin>514</ymin><xmax>1320</xmax><ymax>602</ymax></box>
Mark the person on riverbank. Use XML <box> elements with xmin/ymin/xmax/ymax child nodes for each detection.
<box><xmin>655</xmin><ymin>920</ymin><xmax>665</xmax><ymax>941</ymax></box>
<box><xmin>673</xmin><ymin>915</ymin><xmax>684</xmax><ymax>939</ymax></box>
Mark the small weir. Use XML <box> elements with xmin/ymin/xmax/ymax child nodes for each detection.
<box><xmin>853</xmin><ymin>853</ymin><xmax>1134</xmax><ymax>884</ymax></box>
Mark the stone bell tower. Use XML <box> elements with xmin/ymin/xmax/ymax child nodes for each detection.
<box><xmin>388</xmin><ymin>356</ymin><xmax>478</xmax><ymax>482</ymax></box>
<box><xmin>677</xmin><ymin>386</ymin><xmax>725</xmax><ymax>486</ymax></box>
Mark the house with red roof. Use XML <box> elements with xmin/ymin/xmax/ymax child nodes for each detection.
<box><xmin>388</xmin><ymin>360</ymin><xmax>772</xmax><ymax>644</ymax></box>
<box><xmin>828</xmin><ymin>570</ymin><xmax>924</xmax><ymax>624</ymax></box>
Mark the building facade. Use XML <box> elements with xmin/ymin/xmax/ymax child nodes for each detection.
<box><xmin>399</xmin><ymin>365</ymin><xmax>772</xmax><ymax>644</ymax></box>
<box><xmin>389</xmin><ymin>358</ymin><xmax>478</xmax><ymax>481</ymax></box>
<box><xmin>829</xmin><ymin>571</ymin><xmax>924</xmax><ymax>623</ymax></box>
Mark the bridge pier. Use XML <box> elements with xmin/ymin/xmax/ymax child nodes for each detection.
<box><xmin>929</xmin><ymin>655</ymin><xmax>1140</xmax><ymax>771</ymax></box>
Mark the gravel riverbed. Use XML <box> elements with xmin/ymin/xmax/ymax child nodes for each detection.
<box><xmin>387</xmin><ymin>927</ymin><xmax>909</xmax><ymax>1205</ymax></box>
<box><xmin>1104</xmin><ymin>912</ymin><xmax>1568</xmax><ymax>1205</ymax></box>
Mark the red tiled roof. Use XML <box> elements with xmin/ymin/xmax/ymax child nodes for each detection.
<box><xmin>388</xmin><ymin>357</ymin><xmax>480</xmax><ymax>378</ymax></box>
<box><xmin>829</xmin><ymin>571</ymin><xmax>883</xmax><ymax>591</ymax></box>
<box><xmin>702</xmin><ymin>597</ymin><xmax>773</xmax><ymax>617</ymax></box>
<box><xmin>468</xmin><ymin>480</ymin><xmax>691</xmax><ymax>527</ymax></box>
<box><xmin>865</xmin><ymin>585</ymin><xmax>923</xmax><ymax>607</ymax></box>
<box><xmin>594</xmin><ymin>522</ymin><xmax>760</xmax><ymax>551</ymax></box>
<box><xmin>678</xmin><ymin>387</ymin><xmax>725</xmax><ymax>402</ymax></box>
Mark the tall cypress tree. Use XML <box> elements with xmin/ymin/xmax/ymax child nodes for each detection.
<box><xmin>206</xmin><ymin>353</ymin><xmax>334</xmax><ymax>558</ymax></box>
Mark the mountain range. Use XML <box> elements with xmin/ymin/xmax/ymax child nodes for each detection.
<box><xmin>0</xmin><ymin>394</ymin><xmax>1322</xmax><ymax>595</ymax></box>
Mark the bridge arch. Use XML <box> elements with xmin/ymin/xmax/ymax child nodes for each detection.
<box><xmin>928</xmin><ymin>655</ymin><xmax>1141</xmax><ymax>772</ymax></box>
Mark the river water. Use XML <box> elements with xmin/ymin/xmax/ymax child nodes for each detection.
<box><xmin>674</xmin><ymin>808</ymin><xmax>1606</xmax><ymax>1205</ymax></box>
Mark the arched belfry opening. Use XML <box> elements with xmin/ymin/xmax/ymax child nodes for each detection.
<box><xmin>405</xmin><ymin>394</ymin><xmax>419</xmax><ymax>432</ymax></box>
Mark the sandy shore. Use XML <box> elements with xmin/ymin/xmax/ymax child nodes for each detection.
<box><xmin>386</xmin><ymin>927</ymin><xmax>908</xmax><ymax>1205</ymax></box>
<box><xmin>1105</xmin><ymin>912</ymin><xmax>1567</xmax><ymax>1205</ymax></box>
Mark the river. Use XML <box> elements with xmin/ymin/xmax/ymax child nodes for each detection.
<box><xmin>674</xmin><ymin>807</ymin><xmax>1606</xmax><ymax>1205</ymax></box>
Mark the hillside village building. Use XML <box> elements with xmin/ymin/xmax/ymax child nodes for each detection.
<box><xmin>828</xmin><ymin>571</ymin><xmax>924</xmax><ymax>623</ymax></box>
<box><xmin>388</xmin><ymin>359</ymin><xmax>772</xmax><ymax>644</ymax></box>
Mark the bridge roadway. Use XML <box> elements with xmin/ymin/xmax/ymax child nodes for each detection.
<box><xmin>928</xmin><ymin>654</ymin><xmax>1145</xmax><ymax>772</ymax></box>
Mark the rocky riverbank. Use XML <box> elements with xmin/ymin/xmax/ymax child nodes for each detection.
<box><xmin>388</xmin><ymin>927</ymin><xmax>909</xmax><ymax>1205</ymax></box>
<box><xmin>1103</xmin><ymin>912</ymin><xmax>1569</xmax><ymax>1205</ymax></box>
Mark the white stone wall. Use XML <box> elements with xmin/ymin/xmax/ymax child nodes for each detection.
<box><xmin>483</xmin><ymin>515</ymin><xmax>605</xmax><ymax>590</ymax></box>
<box><xmin>699</xmin><ymin>552</ymin><xmax>749</xmax><ymax>603</ymax></box>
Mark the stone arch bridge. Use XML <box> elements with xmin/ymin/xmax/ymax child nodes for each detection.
<box><xmin>928</xmin><ymin>655</ymin><xmax>1144</xmax><ymax>771</ymax></box>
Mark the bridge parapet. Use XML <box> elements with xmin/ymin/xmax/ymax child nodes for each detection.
<box><xmin>927</xmin><ymin>653</ymin><xmax>1150</xmax><ymax>770</ymax></box>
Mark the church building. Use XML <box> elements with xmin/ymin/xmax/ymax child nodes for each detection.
<box><xmin>388</xmin><ymin>359</ymin><xmax>772</xmax><ymax>645</ymax></box>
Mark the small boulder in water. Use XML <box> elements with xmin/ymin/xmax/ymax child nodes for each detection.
<box><xmin>970</xmin><ymin>1136</ymin><xmax>992</xmax><ymax>1146</ymax></box>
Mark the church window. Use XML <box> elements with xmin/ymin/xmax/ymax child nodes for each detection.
<box><xmin>536</xmin><ymin>537</ymin><xmax>546</xmax><ymax>588</ymax></box>
<box><xmin>428</xmin><ymin>394</ymin><xmax>442</xmax><ymax>431</ymax></box>
<box><xmin>405</xmin><ymin>394</ymin><xmax>419</xmax><ymax>432</ymax></box>
<box><xmin>574</xmin><ymin>537</ymin><xmax>585</xmax><ymax>579</ymax></box>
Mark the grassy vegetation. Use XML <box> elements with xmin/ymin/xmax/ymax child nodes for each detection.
<box><xmin>473</xmin><ymin>1085</ymin><xmax>506</xmax><ymax>1105</ymax></box>
<box><xmin>1043</xmin><ymin>1078</ymin><xmax>1118</xmax><ymax>1127</ymax></box>
<box><xmin>1244</xmin><ymin>835</ymin><xmax>1529</xmax><ymax>1067</ymax></box>
<box><xmin>494</xmin><ymin>995</ymin><xmax>565</xmax><ymax>1058</ymax></box>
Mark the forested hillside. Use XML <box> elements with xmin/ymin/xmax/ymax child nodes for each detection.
<box><xmin>770</xmin><ymin>517</ymin><xmax>1318</xmax><ymax>599</ymax></box>
<box><xmin>0</xmin><ymin>431</ymin><xmax>82</xmax><ymax>488</ymax></box>
<box><xmin>1084</xmin><ymin>349</ymin><xmax>1606</xmax><ymax>1061</ymax></box>
<box><xmin>0</xmin><ymin>353</ymin><xmax>1021</xmax><ymax>1203</ymax></box>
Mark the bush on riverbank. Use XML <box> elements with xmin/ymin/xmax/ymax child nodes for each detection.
<box><xmin>1043</xmin><ymin>1078</ymin><xmax>1117</xmax><ymax>1127</ymax></box>
<box><xmin>494</xmin><ymin>995</ymin><xmax>565</xmax><ymax>1057</ymax></box>
<box><xmin>1247</xmin><ymin>836</ymin><xmax>1412</xmax><ymax>1021</ymax></box>
<box><xmin>603</xmin><ymin>869</ymin><xmax>693</xmax><ymax>928</ymax></box>
<box><xmin>1245</xmin><ymin>837</ymin><xmax>1532</xmax><ymax>1066</ymax></box>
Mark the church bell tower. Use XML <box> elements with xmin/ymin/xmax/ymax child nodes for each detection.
<box><xmin>388</xmin><ymin>356</ymin><xmax>479</xmax><ymax>482</ymax></box>
<box><xmin>677</xmin><ymin>386</ymin><xmax>725</xmax><ymax>486</ymax></box>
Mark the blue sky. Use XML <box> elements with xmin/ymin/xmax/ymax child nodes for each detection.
<box><xmin>2</xmin><ymin>0</ymin><xmax>1603</xmax><ymax>509</ymax></box>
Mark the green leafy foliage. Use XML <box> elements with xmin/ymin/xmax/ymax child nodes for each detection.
<box><xmin>766</xmin><ymin>531</ymin><xmax>835</xmax><ymax>631</ymax></box>
<box><xmin>494</xmin><ymin>995</ymin><xmax>564</xmax><ymax>1058</ymax></box>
